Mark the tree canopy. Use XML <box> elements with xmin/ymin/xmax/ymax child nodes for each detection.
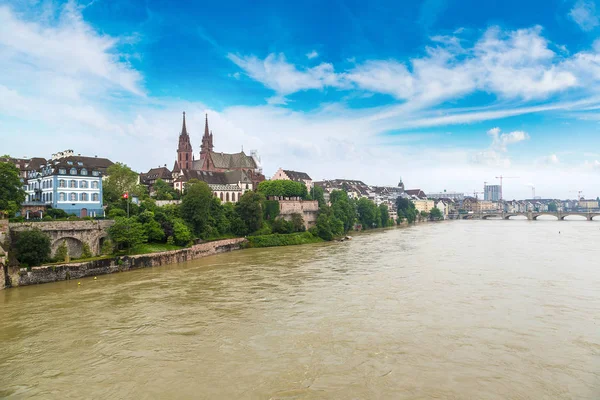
<box><xmin>396</xmin><ymin>197</ymin><xmax>418</xmax><ymax>223</ymax></box>
<box><xmin>15</xmin><ymin>229</ymin><xmax>51</xmax><ymax>267</ymax></box>
<box><xmin>429</xmin><ymin>207</ymin><xmax>443</xmax><ymax>220</ymax></box>
<box><xmin>103</xmin><ymin>163</ymin><xmax>143</xmax><ymax>204</ymax></box>
<box><xmin>0</xmin><ymin>162</ymin><xmax>26</xmax><ymax>217</ymax></box>
<box><xmin>258</xmin><ymin>180</ymin><xmax>308</xmax><ymax>199</ymax></box>
<box><xmin>180</xmin><ymin>179</ymin><xmax>213</xmax><ymax>236</ymax></box>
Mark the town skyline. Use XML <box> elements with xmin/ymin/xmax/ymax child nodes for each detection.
<box><xmin>2</xmin><ymin>0</ymin><xmax>600</xmax><ymax>199</ymax></box>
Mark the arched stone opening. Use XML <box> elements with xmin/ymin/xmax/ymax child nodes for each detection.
<box><xmin>52</xmin><ymin>237</ymin><xmax>85</xmax><ymax>259</ymax></box>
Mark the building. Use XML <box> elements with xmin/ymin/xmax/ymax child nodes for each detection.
<box><xmin>1</xmin><ymin>156</ymin><xmax>47</xmax><ymax>180</ymax></box>
<box><xmin>405</xmin><ymin>189</ymin><xmax>427</xmax><ymax>199</ymax></box>
<box><xmin>434</xmin><ymin>200</ymin><xmax>449</xmax><ymax>219</ymax></box>
<box><xmin>484</xmin><ymin>185</ymin><xmax>501</xmax><ymax>202</ymax></box>
<box><xmin>426</xmin><ymin>191</ymin><xmax>465</xmax><ymax>201</ymax></box>
<box><xmin>412</xmin><ymin>199</ymin><xmax>435</xmax><ymax>213</ymax></box>
<box><xmin>140</xmin><ymin>166</ymin><xmax>173</xmax><ymax>195</ymax></box>
<box><xmin>314</xmin><ymin>179</ymin><xmax>371</xmax><ymax>202</ymax></box>
<box><xmin>23</xmin><ymin>150</ymin><xmax>113</xmax><ymax>218</ymax></box>
<box><xmin>277</xmin><ymin>200</ymin><xmax>319</xmax><ymax>229</ymax></box>
<box><xmin>172</xmin><ymin>113</ymin><xmax>265</xmax><ymax>189</ymax></box>
<box><xmin>271</xmin><ymin>168</ymin><xmax>313</xmax><ymax>193</ymax></box>
<box><xmin>173</xmin><ymin>169</ymin><xmax>253</xmax><ymax>202</ymax></box>
<box><xmin>578</xmin><ymin>199</ymin><xmax>599</xmax><ymax>210</ymax></box>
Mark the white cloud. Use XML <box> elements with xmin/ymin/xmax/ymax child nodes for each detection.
<box><xmin>306</xmin><ymin>50</ymin><xmax>319</xmax><ymax>59</ymax></box>
<box><xmin>471</xmin><ymin>127</ymin><xmax>529</xmax><ymax>167</ymax></box>
<box><xmin>570</xmin><ymin>0</ymin><xmax>599</xmax><ymax>31</ymax></box>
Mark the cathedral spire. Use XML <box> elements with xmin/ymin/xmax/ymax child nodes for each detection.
<box><xmin>204</xmin><ymin>113</ymin><xmax>209</xmax><ymax>137</ymax></box>
<box><xmin>181</xmin><ymin>111</ymin><xmax>188</xmax><ymax>136</ymax></box>
<box><xmin>200</xmin><ymin>113</ymin><xmax>214</xmax><ymax>155</ymax></box>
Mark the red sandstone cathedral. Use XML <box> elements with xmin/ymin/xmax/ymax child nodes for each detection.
<box><xmin>172</xmin><ymin>112</ymin><xmax>265</xmax><ymax>189</ymax></box>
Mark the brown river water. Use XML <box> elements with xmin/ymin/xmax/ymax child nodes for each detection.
<box><xmin>1</xmin><ymin>220</ymin><xmax>599</xmax><ymax>399</ymax></box>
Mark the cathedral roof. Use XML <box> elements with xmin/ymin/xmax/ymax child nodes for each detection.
<box><xmin>195</xmin><ymin>151</ymin><xmax>257</xmax><ymax>170</ymax></box>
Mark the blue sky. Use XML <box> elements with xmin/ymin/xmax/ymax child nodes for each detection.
<box><xmin>1</xmin><ymin>0</ymin><xmax>600</xmax><ymax>199</ymax></box>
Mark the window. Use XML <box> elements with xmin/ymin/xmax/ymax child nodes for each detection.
<box><xmin>59</xmin><ymin>168</ymin><xmax>66</xmax><ymax>175</ymax></box>
<box><xmin>77</xmin><ymin>161</ymin><xmax>83</xmax><ymax>166</ymax></box>
<box><xmin>69</xmin><ymin>193</ymin><xmax>77</xmax><ymax>202</ymax></box>
<box><xmin>81</xmin><ymin>168</ymin><xmax>88</xmax><ymax>176</ymax></box>
<box><xmin>67</xmin><ymin>161</ymin><xmax>73</xmax><ymax>165</ymax></box>
<box><xmin>59</xmin><ymin>192</ymin><xmax>66</xmax><ymax>201</ymax></box>
<box><xmin>92</xmin><ymin>170</ymin><xmax>99</xmax><ymax>176</ymax></box>
<box><xmin>80</xmin><ymin>193</ymin><xmax>89</xmax><ymax>201</ymax></box>
<box><xmin>80</xmin><ymin>181</ymin><xmax>88</xmax><ymax>188</ymax></box>
<box><xmin>92</xmin><ymin>193</ymin><xmax>99</xmax><ymax>202</ymax></box>
<box><xmin>49</xmin><ymin>193</ymin><xmax>52</xmax><ymax>202</ymax></box>
<box><xmin>59</xmin><ymin>179</ymin><xmax>66</xmax><ymax>188</ymax></box>
<box><xmin>70</xmin><ymin>180</ymin><xmax>77</xmax><ymax>188</ymax></box>
<box><xmin>226</xmin><ymin>192</ymin><xmax>230</xmax><ymax>202</ymax></box>
<box><xmin>220</xmin><ymin>193</ymin><xmax>223</xmax><ymax>201</ymax></box>
<box><xmin>245</xmin><ymin>184</ymin><xmax>249</xmax><ymax>189</ymax></box>
<box><xmin>91</xmin><ymin>181</ymin><xmax>98</xmax><ymax>189</ymax></box>
<box><xmin>70</xmin><ymin>168</ymin><xmax>77</xmax><ymax>175</ymax></box>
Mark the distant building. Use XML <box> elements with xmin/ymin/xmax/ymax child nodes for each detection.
<box><xmin>578</xmin><ymin>199</ymin><xmax>599</xmax><ymax>210</ymax></box>
<box><xmin>23</xmin><ymin>150</ymin><xmax>113</xmax><ymax>218</ymax></box>
<box><xmin>314</xmin><ymin>179</ymin><xmax>371</xmax><ymax>202</ymax></box>
<box><xmin>412</xmin><ymin>199</ymin><xmax>435</xmax><ymax>213</ymax></box>
<box><xmin>484</xmin><ymin>184</ymin><xmax>501</xmax><ymax>202</ymax></box>
<box><xmin>426</xmin><ymin>191</ymin><xmax>465</xmax><ymax>201</ymax></box>
<box><xmin>405</xmin><ymin>189</ymin><xmax>427</xmax><ymax>199</ymax></box>
<box><xmin>173</xmin><ymin>169</ymin><xmax>253</xmax><ymax>203</ymax></box>
<box><xmin>140</xmin><ymin>166</ymin><xmax>173</xmax><ymax>195</ymax></box>
<box><xmin>271</xmin><ymin>168</ymin><xmax>313</xmax><ymax>193</ymax></box>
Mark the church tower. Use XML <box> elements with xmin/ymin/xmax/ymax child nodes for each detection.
<box><xmin>200</xmin><ymin>114</ymin><xmax>214</xmax><ymax>156</ymax></box>
<box><xmin>176</xmin><ymin>112</ymin><xmax>193</xmax><ymax>170</ymax></box>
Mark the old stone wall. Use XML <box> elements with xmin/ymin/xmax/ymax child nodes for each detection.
<box><xmin>278</xmin><ymin>200</ymin><xmax>319</xmax><ymax>228</ymax></box>
<box><xmin>0</xmin><ymin>219</ymin><xmax>8</xmax><ymax>290</ymax></box>
<box><xmin>11</xmin><ymin>237</ymin><xmax>247</xmax><ymax>287</ymax></box>
<box><xmin>9</xmin><ymin>220</ymin><xmax>113</xmax><ymax>258</ymax></box>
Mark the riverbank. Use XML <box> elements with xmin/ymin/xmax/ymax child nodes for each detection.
<box><xmin>6</xmin><ymin>237</ymin><xmax>246</xmax><ymax>288</ymax></box>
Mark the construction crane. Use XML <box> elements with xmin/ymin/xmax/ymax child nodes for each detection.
<box><xmin>569</xmin><ymin>190</ymin><xmax>583</xmax><ymax>200</ymax></box>
<box><xmin>495</xmin><ymin>175</ymin><xmax>519</xmax><ymax>201</ymax></box>
<box><xmin>473</xmin><ymin>190</ymin><xmax>484</xmax><ymax>200</ymax></box>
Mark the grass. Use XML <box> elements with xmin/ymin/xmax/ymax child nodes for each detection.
<box><xmin>125</xmin><ymin>243</ymin><xmax>186</xmax><ymax>255</ymax></box>
<box><xmin>245</xmin><ymin>231</ymin><xmax>323</xmax><ymax>248</ymax></box>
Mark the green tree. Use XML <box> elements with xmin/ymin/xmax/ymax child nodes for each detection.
<box><xmin>172</xmin><ymin>219</ymin><xmax>192</xmax><ymax>246</ymax></box>
<box><xmin>290</xmin><ymin>213</ymin><xmax>305</xmax><ymax>232</ymax></box>
<box><xmin>548</xmin><ymin>202</ymin><xmax>558</xmax><ymax>212</ymax></box>
<box><xmin>312</xmin><ymin>185</ymin><xmax>326</xmax><ymax>207</ymax></box>
<box><xmin>357</xmin><ymin>197</ymin><xmax>378</xmax><ymax>229</ymax></box>
<box><xmin>396</xmin><ymin>197</ymin><xmax>418</xmax><ymax>224</ymax></box>
<box><xmin>153</xmin><ymin>178</ymin><xmax>180</xmax><ymax>200</ymax></box>
<box><xmin>429</xmin><ymin>207</ymin><xmax>443</xmax><ymax>220</ymax></box>
<box><xmin>271</xmin><ymin>218</ymin><xmax>293</xmax><ymax>234</ymax></box>
<box><xmin>55</xmin><ymin>240</ymin><xmax>69</xmax><ymax>262</ymax></box>
<box><xmin>180</xmin><ymin>179</ymin><xmax>213</xmax><ymax>236</ymax></box>
<box><xmin>108</xmin><ymin>208</ymin><xmax>127</xmax><ymax>219</ymax></box>
<box><xmin>379</xmin><ymin>204</ymin><xmax>390</xmax><ymax>227</ymax></box>
<box><xmin>236</xmin><ymin>191</ymin><xmax>265</xmax><ymax>233</ymax></box>
<box><xmin>420</xmin><ymin>210</ymin><xmax>429</xmax><ymax>220</ymax></box>
<box><xmin>0</xmin><ymin>162</ymin><xmax>26</xmax><ymax>217</ymax></box>
<box><xmin>258</xmin><ymin>180</ymin><xmax>308</xmax><ymax>199</ymax></box>
<box><xmin>315</xmin><ymin>213</ymin><xmax>334</xmax><ymax>241</ymax></box>
<box><xmin>103</xmin><ymin>163</ymin><xmax>141</xmax><ymax>204</ymax></box>
<box><xmin>15</xmin><ymin>229</ymin><xmax>51</xmax><ymax>267</ymax></box>
<box><xmin>81</xmin><ymin>243</ymin><xmax>93</xmax><ymax>259</ymax></box>
<box><xmin>144</xmin><ymin>219</ymin><xmax>165</xmax><ymax>242</ymax></box>
<box><xmin>108</xmin><ymin>217</ymin><xmax>147</xmax><ymax>252</ymax></box>
<box><xmin>46</xmin><ymin>207</ymin><xmax>69</xmax><ymax>219</ymax></box>
<box><xmin>330</xmin><ymin>190</ymin><xmax>356</xmax><ymax>233</ymax></box>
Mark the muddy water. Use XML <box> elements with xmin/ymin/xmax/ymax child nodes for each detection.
<box><xmin>1</xmin><ymin>220</ymin><xmax>599</xmax><ymax>399</ymax></box>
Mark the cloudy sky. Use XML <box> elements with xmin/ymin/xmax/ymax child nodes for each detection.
<box><xmin>1</xmin><ymin>0</ymin><xmax>600</xmax><ymax>199</ymax></box>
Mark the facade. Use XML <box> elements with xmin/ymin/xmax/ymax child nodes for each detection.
<box><xmin>412</xmin><ymin>199</ymin><xmax>435</xmax><ymax>213</ymax></box>
<box><xmin>140</xmin><ymin>166</ymin><xmax>173</xmax><ymax>195</ymax></box>
<box><xmin>484</xmin><ymin>185</ymin><xmax>501</xmax><ymax>202</ymax></box>
<box><xmin>578</xmin><ymin>199</ymin><xmax>599</xmax><ymax>210</ymax></box>
<box><xmin>277</xmin><ymin>200</ymin><xmax>319</xmax><ymax>229</ymax></box>
<box><xmin>405</xmin><ymin>189</ymin><xmax>427</xmax><ymax>199</ymax></box>
<box><xmin>271</xmin><ymin>168</ymin><xmax>313</xmax><ymax>193</ymax></box>
<box><xmin>315</xmin><ymin>179</ymin><xmax>371</xmax><ymax>202</ymax></box>
<box><xmin>434</xmin><ymin>200</ymin><xmax>449</xmax><ymax>219</ymax></box>
<box><xmin>426</xmin><ymin>191</ymin><xmax>465</xmax><ymax>201</ymax></box>
<box><xmin>23</xmin><ymin>150</ymin><xmax>112</xmax><ymax>217</ymax></box>
<box><xmin>173</xmin><ymin>169</ymin><xmax>252</xmax><ymax>203</ymax></box>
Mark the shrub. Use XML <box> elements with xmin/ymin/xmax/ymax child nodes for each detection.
<box><xmin>101</xmin><ymin>238</ymin><xmax>114</xmax><ymax>255</ymax></box>
<box><xmin>55</xmin><ymin>240</ymin><xmax>69</xmax><ymax>262</ymax></box>
<box><xmin>271</xmin><ymin>218</ymin><xmax>293</xmax><ymax>234</ymax></box>
<box><xmin>46</xmin><ymin>208</ymin><xmax>69</xmax><ymax>219</ymax></box>
<box><xmin>166</xmin><ymin>236</ymin><xmax>174</xmax><ymax>246</ymax></box>
<box><xmin>15</xmin><ymin>229</ymin><xmax>51</xmax><ymax>267</ymax></box>
<box><xmin>81</xmin><ymin>243</ymin><xmax>93</xmax><ymax>259</ymax></box>
<box><xmin>246</xmin><ymin>232</ymin><xmax>322</xmax><ymax>248</ymax></box>
<box><xmin>172</xmin><ymin>219</ymin><xmax>192</xmax><ymax>246</ymax></box>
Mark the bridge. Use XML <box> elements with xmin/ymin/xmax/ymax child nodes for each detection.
<box><xmin>460</xmin><ymin>211</ymin><xmax>600</xmax><ymax>220</ymax></box>
<box><xmin>9</xmin><ymin>220</ymin><xmax>114</xmax><ymax>259</ymax></box>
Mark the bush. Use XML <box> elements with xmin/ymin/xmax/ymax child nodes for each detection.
<box><xmin>55</xmin><ymin>240</ymin><xmax>69</xmax><ymax>262</ymax></box>
<box><xmin>108</xmin><ymin>208</ymin><xmax>127</xmax><ymax>219</ymax></box>
<box><xmin>42</xmin><ymin>215</ymin><xmax>53</xmax><ymax>221</ymax></box>
<box><xmin>166</xmin><ymin>236</ymin><xmax>174</xmax><ymax>246</ymax></box>
<box><xmin>81</xmin><ymin>242</ymin><xmax>93</xmax><ymax>259</ymax></box>
<box><xmin>46</xmin><ymin>208</ymin><xmax>69</xmax><ymax>219</ymax></box>
<box><xmin>172</xmin><ymin>219</ymin><xmax>192</xmax><ymax>246</ymax></box>
<box><xmin>246</xmin><ymin>232</ymin><xmax>322</xmax><ymax>248</ymax></box>
<box><xmin>271</xmin><ymin>218</ymin><xmax>293</xmax><ymax>234</ymax></box>
<box><xmin>15</xmin><ymin>229</ymin><xmax>51</xmax><ymax>267</ymax></box>
<box><xmin>101</xmin><ymin>238</ymin><xmax>114</xmax><ymax>255</ymax></box>
<box><xmin>290</xmin><ymin>213</ymin><xmax>305</xmax><ymax>232</ymax></box>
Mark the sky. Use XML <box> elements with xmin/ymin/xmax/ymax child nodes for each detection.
<box><xmin>1</xmin><ymin>0</ymin><xmax>600</xmax><ymax>199</ymax></box>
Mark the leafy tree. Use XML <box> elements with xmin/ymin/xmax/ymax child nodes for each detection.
<box><xmin>100</xmin><ymin>238</ymin><xmax>114</xmax><ymax>255</ymax></box>
<box><xmin>330</xmin><ymin>190</ymin><xmax>356</xmax><ymax>233</ymax></box>
<box><xmin>153</xmin><ymin>178</ymin><xmax>180</xmax><ymax>200</ymax></box>
<box><xmin>172</xmin><ymin>219</ymin><xmax>192</xmax><ymax>246</ymax></box>
<box><xmin>108</xmin><ymin>208</ymin><xmax>127</xmax><ymax>219</ymax></box>
<box><xmin>290</xmin><ymin>213</ymin><xmax>305</xmax><ymax>232</ymax></box>
<box><xmin>180</xmin><ymin>179</ymin><xmax>213</xmax><ymax>236</ymax></box>
<box><xmin>548</xmin><ymin>202</ymin><xmax>558</xmax><ymax>212</ymax></box>
<box><xmin>236</xmin><ymin>191</ymin><xmax>265</xmax><ymax>233</ymax></box>
<box><xmin>0</xmin><ymin>162</ymin><xmax>26</xmax><ymax>217</ymax></box>
<box><xmin>144</xmin><ymin>219</ymin><xmax>165</xmax><ymax>242</ymax></box>
<box><xmin>46</xmin><ymin>207</ymin><xmax>69</xmax><ymax>219</ymax></box>
<box><xmin>312</xmin><ymin>185</ymin><xmax>326</xmax><ymax>207</ymax></box>
<box><xmin>103</xmin><ymin>163</ymin><xmax>142</xmax><ymax>204</ymax></box>
<box><xmin>396</xmin><ymin>197</ymin><xmax>418</xmax><ymax>224</ymax></box>
<box><xmin>429</xmin><ymin>207</ymin><xmax>443</xmax><ymax>220</ymax></box>
<box><xmin>55</xmin><ymin>240</ymin><xmax>69</xmax><ymax>262</ymax></box>
<box><xmin>81</xmin><ymin>243</ymin><xmax>93</xmax><ymax>259</ymax></box>
<box><xmin>357</xmin><ymin>197</ymin><xmax>378</xmax><ymax>229</ymax></box>
<box><xmin>271</xmin><ymin>218</ymin><xmax>293</xmax><ymax>234</ymax></box>
<box><xmin>420</xmin><ymin>210</ymin><xmax>429</xmax><ymax>219</ymax></box>
<box><xmin>379</xmin><ymin>204</ymin><xmax>390</xmax><ymax>227</ymax></box>
<box><xmin>315</xmin><ymin>213</ymin><xmax>334</xmax><ymax>241</ymax></box>
<box><xmin>257</xmin><ymin>180</ymin><xmax>308</xmax><ymax>199</ymax></box>
<box><xmin>108</xmin><ymin>217</ymin><xmax>147</xmax><ymax>252</ymax></box>
<box><xmin>15</xmin><ymin>229</ymin><xmax>51</xmax><ymax>267</ymax></box>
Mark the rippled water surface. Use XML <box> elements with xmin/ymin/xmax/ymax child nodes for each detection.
<box><xmin>1</xmin><ymin>220</ymin><xmax>599</xmax><ymax>399</ymax></box>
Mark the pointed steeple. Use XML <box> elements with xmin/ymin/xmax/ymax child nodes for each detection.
<box><xmin>200</xmin><ymin>113</ymin><xmax>214</xmax><ymax>155</ymax></box>
<box><xmin>181</xmin><ymin>111</ymin><xmax>188</xmax><ymax>136</ymax></box>
<box><xmin>204</xmin><ymin>113</ymin><xmax>209</xmax><ymax>137</ymax></box>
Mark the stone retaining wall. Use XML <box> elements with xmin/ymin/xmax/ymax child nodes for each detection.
<box><xmin>10</xmin><ymin>237</ymin><xmax>247</xmax><ymax>288</ymax></box>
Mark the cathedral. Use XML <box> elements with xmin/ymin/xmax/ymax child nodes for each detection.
<box><xmin>172</xmin><ymin>112</ymin><xmax>265</xmax><ymax>191</ymax></box>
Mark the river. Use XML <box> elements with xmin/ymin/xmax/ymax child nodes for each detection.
<box><xmin>1</xmin><ymin>220</ymin><xmax>599</xmax><ymax>399</ymax></box>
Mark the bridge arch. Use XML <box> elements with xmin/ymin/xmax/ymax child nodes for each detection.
<box><xmin>532</xmin><ymin>213</ymin><xmax>559</xmax><ymax>220</ymax></box>
<box><xmin>560</xmin><ymin>214</ymin><xmax>587</xmax><ymax>221</ymax></box>
<box><xmin>52</xmin><ymin>237</ymin><xmax>84</xmax><ymax>258</ymax></box>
